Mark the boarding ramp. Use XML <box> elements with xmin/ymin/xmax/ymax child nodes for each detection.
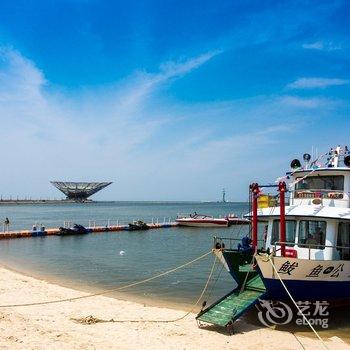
<box><xmin>196</xmin><ymin>273</ymin><xmax>266</xmax><ymax>328</ymax></box>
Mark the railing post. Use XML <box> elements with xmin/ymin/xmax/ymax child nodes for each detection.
<box><xmin>251</xmin><ymin>183</ymin><xmax>259</xmax><ymax>251</ymax></box>
<box><xmin>278</xmin><ymin>181</ymin><xmax>287</xmax><ymax>257</ymax></box>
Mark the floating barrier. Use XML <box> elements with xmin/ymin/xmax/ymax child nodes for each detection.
<box><xmin>0</xmin><ymin>222</ymin><xmax>178</xmax><ymax>240</ymax></box>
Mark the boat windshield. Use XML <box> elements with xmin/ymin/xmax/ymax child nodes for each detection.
<box><xmin>271</xmin><ymin>220</ymin><xmax>296</xmax><ymax>246</ymax></box>
<box><xmin>191</xmin><ymin>213</ymin><xmax>212</xmax><ymax>218</ymax></box>
<box><xmin>298</xmin><ymin>220</ymin><xmax>326</xmax><ymax>249</ymax></box>
<box><xmin>295</xmin><ymin>175</ymin><xmax>344</xmax><ymax>191</ymax></box>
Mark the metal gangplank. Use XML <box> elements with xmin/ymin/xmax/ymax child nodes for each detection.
<box><xmin>196</xmin><ymin>274</ymin><xmax>266</xmax><ymax>329</ymax></box>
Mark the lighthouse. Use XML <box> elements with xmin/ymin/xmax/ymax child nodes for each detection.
<box><xmin>222</xmin><ymin>188</ymin><xmax>226</xmax><ymax>203</ymax></box>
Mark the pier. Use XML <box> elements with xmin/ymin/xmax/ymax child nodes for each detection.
<box><xmin>0</xmin><ymin>221</ymin><xmax>178</xmax><ymax>239</ymax></box>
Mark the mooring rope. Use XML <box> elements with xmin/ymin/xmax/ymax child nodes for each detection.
<box><xmin>73</xmin><ymin>254</ymin><xmax>219</xmax><ymax>324</ymax></box>
<box><xmin>266</xmin><ymin>255</ymin><xmax>330</xmax><ymax>350</ymax></box>
<box><xmin>239</xmin><ymin>254</ymin><xmax>255</xmax><ymax>294</ymax></box>
<box><xmin>0</xmin><ymin>250</ymin><xmax>212</xmax><ymax>308</ymax></box>
<box><xmin>203</xmin><ymin>262</ymin><xmax>224</xmax><ymax>304</ymax></box>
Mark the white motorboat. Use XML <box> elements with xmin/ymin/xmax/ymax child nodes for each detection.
<box><xmin>176</xmin><ymin>213</ymin><xmax>229</xmax><ymax>227</ymax></box>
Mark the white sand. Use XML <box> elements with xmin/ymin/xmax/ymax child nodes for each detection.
<box><xmin>0</xmin><ymin>267</ymin><xmax>348</xmax><ymax>350</ymax></box>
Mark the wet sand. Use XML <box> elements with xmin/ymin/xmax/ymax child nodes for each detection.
<box><xmin>0</xmin><ymin>267</ymin><xmax>348</xmax><ymax>349</ymax></box>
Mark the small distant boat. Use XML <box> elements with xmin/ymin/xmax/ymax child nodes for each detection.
<box><xmin>176</xmin><ymin>213</ymin><xmax>229</xmax><ymax>227</ymax></box>
<box><xmin>128</xmin><ymin>220</ymin><xmax>150</xmax><ymax>231</ymax></box>
<box><xmin>58</xmin><ymin>224</ymin><xmax>88</xmax><ymax>236</ymax></box>
<box><xmin>225</xmin><ymin>213</ymin><xmax>250</xmax><ymax>226</ymax></box>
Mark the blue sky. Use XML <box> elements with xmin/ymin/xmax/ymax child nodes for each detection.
<box><xmin>0</xmin><ymin>0</ymin><xmax>349</xmax><ymax>200</ymax></box>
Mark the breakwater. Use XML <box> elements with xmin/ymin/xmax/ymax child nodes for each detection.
<box><xmin>0</xmin><ymin>222</ymin><xmax>178</xmax><ymax>239</ymax></box>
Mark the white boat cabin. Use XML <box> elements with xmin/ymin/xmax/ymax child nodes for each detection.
<box><xmin>261</xmin><ymin>146</ymin><xmax>350</xmax><ymax>261</ymax></box>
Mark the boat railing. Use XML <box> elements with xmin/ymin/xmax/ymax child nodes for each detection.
<box><xmin>213</xmin><ymin>236</ymin><xmax>264</xmax><ymax>250</ymax></box>
<box><xmin>273</xmin><ymin>241</ymin><xmax>350</xmax><ymax>260</ymax></box>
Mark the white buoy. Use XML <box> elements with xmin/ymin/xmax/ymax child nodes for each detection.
<box><xmin>119</xmin><ymin>250</ymin><xmax>125</xmax><ymax>256</ymax></box>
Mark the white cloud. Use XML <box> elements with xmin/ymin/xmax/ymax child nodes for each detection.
<box><xmin>158</xmin><ymin>50</ymin><xmax>222</xmax><ymax>80</ymax></box>
<box><xmin>279</xmin><ymin>96</ymin><xmax>338</xmax><ymax>108</ymax></box>
<box><xmin>287</xmin><ymin>77</ymin><xmax>349</xmax><ymax>89</ymax></box>
<box><xmin>0</xmin><ymin>47</ymin><xmax>224</xmax><ymax>199</ymax></box>
<box><xmin>302</xmin><ymin>41</ymin><xmax>324</xmax><ymax>50</ymax></box>
<box><xmin>302</xmin><ymin>41</ymin><xmax>342</xmax><ymax>51</ymax></box>
<box><xmin>0</xmin><ymin>47</ymin><xmax>346</xmax><ymax>200</ymax></box>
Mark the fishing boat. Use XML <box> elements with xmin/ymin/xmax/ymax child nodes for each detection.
<box><xmin>197</xmin><ymin>146</ymin><xmax>350</xmax><ymax>330</ymax></box>
<box><xmin>176</xmin><ymin>213</ymin><xmax>229</xmax><ymax>227</ymax></box>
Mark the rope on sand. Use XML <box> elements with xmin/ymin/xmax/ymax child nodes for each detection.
<box><xmin>72</xmin><ymin>254</ymin><xmax>218</xmax><ymax>324</ymax></box>
<box><xmin>0</xmin><ymin>250</ymin><xmax>212</xmax><ymax>308</ymax></box>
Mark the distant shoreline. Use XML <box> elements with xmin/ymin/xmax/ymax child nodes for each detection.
<box><xmin>0</xmin><ymin>199</ymin><xmax>93</xmax><ymax>205</ymax></box>
<box><xmin>0</xmin><ymin>200</ymin><xmax>246</xmax><ymax>205</ymax></box>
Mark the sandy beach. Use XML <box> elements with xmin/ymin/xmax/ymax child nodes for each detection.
<box><xmin>0</xmin><ymin>267</ymin><xmax>347</xmax><ymax>350</ymax></box>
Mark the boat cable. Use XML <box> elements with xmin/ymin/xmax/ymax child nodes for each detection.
<box><xmin>0</xmin><ymin>250</ymin><xmax>212</xmax><ymax>309</ymax></box>
<box><xmin>71</xmin><ymin>254</ymin><xmax>219</xmax><ymax>324</ymax></box>
<box><xmin>201</xmin><ymin>260</ymin><xmax>224</xmax><ymax>305</ymax></box>
<box><xmin>266</xmin><ymin>255</ymin><xmax>330</xmax><ymax>350</ymax></box>
<box><xmin>239</xmin><ymin>254</ymin><xmax>255</xmax><ymax>294</ymax></box>
<box><xmin>227</xmin><ymin>221</ymin><xmax>244</xmax><ymax>248</ymax></box>
<box><xmin>277</xmin><ymin>151</ymin><xmax>327</xmax><ymax>185</ymax></box>
<box><xmin>287</xmin><ymin>151</ymin><xmax>333</xmax><ymax>189</ymax></box>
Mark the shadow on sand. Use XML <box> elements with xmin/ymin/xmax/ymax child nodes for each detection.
<box><xmin>197</xmin><ymin>304</ymin><xmax>350</xmax><ymax>343</ymax></box>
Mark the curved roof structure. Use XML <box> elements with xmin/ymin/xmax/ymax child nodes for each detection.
<box><xmin>51</xmin><ymin>181</ymin><xmax>112</xmax><ymax>201</ymax></box>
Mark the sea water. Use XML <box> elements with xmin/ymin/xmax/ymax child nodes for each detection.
<box><xmin>0</xmin><ymin>201</ymin><xmax>249</xmax><ymax>309</ymax></box>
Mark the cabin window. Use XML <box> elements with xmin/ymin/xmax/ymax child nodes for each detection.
<box><xmin>298</xmin><ymin>220</ymin><xmax>326</xmax><ymax>249</ymax></box>
<box><xmin>295</xmin><ymin>175</ymin><xmax>344</xmax><ymax>191</ymax></box>
<box><xmin>337</xmin><ymin>223</ymin><xmax>350</xmax><ymax>260</ymax></box>
<box><xmin>271</xmin><ymin>220</ymin><xmax>296</xmax><ymax>246</ymax></box>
